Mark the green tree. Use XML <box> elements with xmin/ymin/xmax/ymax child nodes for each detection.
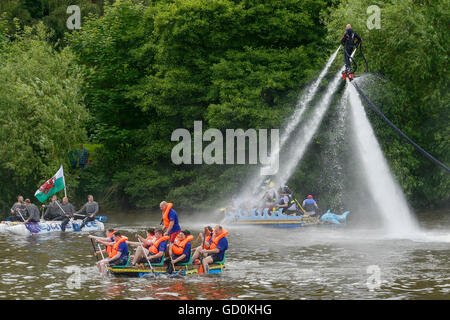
<box><xmin>0</xmin><ymin>22</ymin><xmax>88</xmax><ymax>213</ymax></box>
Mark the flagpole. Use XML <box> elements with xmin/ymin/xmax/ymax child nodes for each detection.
<box><xmin>62</xmin><ymin>164</ymin><xmax>67</xmax><ymax>198</ymax></box>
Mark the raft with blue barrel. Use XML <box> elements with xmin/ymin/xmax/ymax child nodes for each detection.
<box><xmin>222</xmin><ymin>208</ymin><xmax>349</xmax><ymax>228</ymax></box>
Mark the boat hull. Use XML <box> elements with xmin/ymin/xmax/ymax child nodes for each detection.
<box><xmin>223</xmin><ymin>208</ymin><xmax>322</xmax><ymax>228</ymax></box>
<box><xmin>4</xmin><ymin>220</ymin><xmax>104</xmax><ymax>235</ymax></box>
<box><xmin>108</xmin><ymin>263</ymin><xmax>225</xmax><ymax>278</ymax></box>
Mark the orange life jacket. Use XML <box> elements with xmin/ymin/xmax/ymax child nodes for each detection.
<box><xmin>109</xmin><ymin>236</ymin><xmax>128</xmax><ymax>258</ymax></box>
<box><xmin>162</xmin><ymin>203</ymin><xmax>174</xmax><ymax>228</ymax></box>
<box><xmin>203</xmin><ymin>232</ymin><xmax>214</xmax><ymax>248</ymax></box>
<box><xmin>148</xmin><ymin>235</ymin><xmax>169</xmax><ymax>254</ymax></box>
<box><xmin>172</xmin><ymin>234</ymin><xmax>194</xmax><ymax>255</ymax></box>
<box><xmin>105</xmin><ymin>231</ymin><xmax>115</xmax><ymax>257</ymax></box>
<box><xmin>210</xmin><ymin>229</ymin><xmax>228</xmax><ymax>250</ymax></box>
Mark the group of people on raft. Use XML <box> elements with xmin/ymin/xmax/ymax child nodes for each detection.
<box><xmin>89</xmin><ymin>201</ymin><xmax>228</xmax><ymax>275</ymax></box>
<box><xmin>7</xmin><ymin>194</ymin><xmax>100</xmax><ymax>231</ymax></box>
<box><xmin>231</xmin><ymin>182</ymin><xmax>320</xmax><ymax>217</ymax></box>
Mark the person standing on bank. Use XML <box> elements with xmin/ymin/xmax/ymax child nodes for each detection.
<box><xmin>74</xmin><ymin>195</ymin><xmax>99</xmax><ymax>229</ymax></box>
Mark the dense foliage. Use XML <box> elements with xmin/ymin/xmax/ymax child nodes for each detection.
<box><xmin>0</xmin><ymin>0</ymin><xmax>448</xmax><ymax>213</ymax></box>
<box><xmin>0</xmin><ymin>22</ymin><xmax>88</xmax><ymax>214</ymax></box>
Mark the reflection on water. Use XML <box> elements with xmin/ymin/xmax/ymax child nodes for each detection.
<box><xmin>0</xmin><ymin>209</ymin><xmax>449</xmax><ymax>300</ymax></box>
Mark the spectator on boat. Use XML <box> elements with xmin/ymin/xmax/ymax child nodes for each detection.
<box><xmin>132</xmin><ymin>229</ymin><xmax>168</xmax><ymax>266</ymax></box>
<box><xmin>59</xmin><ymin>197</ymin><xmax>75</xmax><ymax>232</ymax></box>
<box><xmin>160</xmin><ymin>201</ymin><xmax>181</xmax><ymax>247</ymax></box>
<box><xmin>9</xmin><ymin>195</ymin><xmax>26</xmax><ymax>222</ymax></box>
<box><xmin>96</xmin><ymin>231</ymin><xmax>129</xmax><ymax>274</ymax></box>
<box><xmin>302</xmin><ymin>195</ymin><xmax>319</xmax><ymax>216</ymax></box>
<box><xmin>22</xmin><ymin>199</ymin><xmax>40</xmax><ymax>223</ymax></box>
<box><xmin>277</xmin><ymin>187</ymin><xmax>298</xmax><ymax>216</ymax></box>
<box><xmin>191</xmin><ymin>226</ymin><xmax>214</xmax><ymax>263</ymax></box>
<box><xmin>42</xmin><ymin>195</ymin><xmax>63</xmax><ymax>221</ymax></box>
<box><xmin>169</xmin><ymin>230</ymin><xmax>193</xmax><ymax>267</ymax></box>
<box><xmin>128</xmin><ymin>228</ymin><xmax>156</xmax><ymax>263</ymax></box>
<box><xmin>200</xmin><ymin>225</ymin><xmax>228</xmax><ymax>274</ymax></box>
<box><xmin>265</xmin><ymin>181</ymin><xmax>278</xmax><ymax>211</ymax></box>
<box><xmin>75</xmin><ymin>195</ymin><xmax>99</xmax><ymax>229</ymax></box>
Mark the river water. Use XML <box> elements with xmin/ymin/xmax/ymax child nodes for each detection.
<box><xmin>0</xmin><ymin>209</ymin><xmax>448</xmax><ymax>300</ymax></box>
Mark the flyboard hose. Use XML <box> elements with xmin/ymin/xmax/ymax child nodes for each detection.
<box><xmin>351</xmin><ymin>81</ymin><xmax>450</xmax><ymax>173</ymax></box>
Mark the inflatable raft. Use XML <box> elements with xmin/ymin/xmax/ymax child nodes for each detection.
<box><xmin>3</xmin><ymin>219</ymin><xmax>104</xmax><ymax>235</ymax></box>
<box><xmin>222</xmin><ymin>208</ymin><xmax>349</xmax><ymax>228</ymax></box>
<box><xmin>108</xmin><ymin>254</ymin><xmax>226</xmax><ymax>278</ymax></box>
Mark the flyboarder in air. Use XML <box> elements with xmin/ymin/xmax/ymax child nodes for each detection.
<box><xmin>341</xmin><ymin>24</ymin><xmax>362</xmax><ymax>80</ymax></box>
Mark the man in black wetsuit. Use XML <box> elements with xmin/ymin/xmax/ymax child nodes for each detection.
<box><xmin>341</xmin><ymin>24</ymin><xmax>362</xmax><ymax>73</ymax></box>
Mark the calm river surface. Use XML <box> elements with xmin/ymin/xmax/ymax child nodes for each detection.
<box><xmin>0</xmin><ymin>209</ymin><xmax>449</xmax><ymax>300</ymax></box>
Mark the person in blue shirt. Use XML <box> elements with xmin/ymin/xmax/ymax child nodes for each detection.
<box><xmin>201</xmin><ymin>225</ymin><xmax>228</xmax><ymax>273</ymax></box>
<box><xmin>95</xmin><ymin>231</ymin><xmax>129</xmax><ymax>274</ymax></box>
<box><xmin>170</xmin><ymin>230</ymin><xmax>192</xmax><ymax>265</ymax></box>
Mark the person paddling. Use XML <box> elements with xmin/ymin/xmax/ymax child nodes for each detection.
<box><xmin>75</xmin><ymin>195</ymin><xmax>99</xmax><ymax>229</ymax></box>
<box><xmin>59</xmin><ymin>197</ymin><xmax>75</xmax><ymax>231</ymax></box>
<box><xmin>167</xmin><ymin>230</ymin><xmax>193</xmax><ymax>271</ymax></box>
<box><xmin>9</xmin><ymin>195</ymin><xmax>26</xmax><ymax>222</ymax></box>
<box><xmin>199</xmin><ymin>225</ymin><xmax>228</xmax><ymax>274</ymax></box>
<box><xmin>128</xmin><ymin>228</ymin><xmax>156</xmax><ymax>264</ymax></box>
<box><xmin>89</xmin><ymin>229</ymin><xmax>115</xmax><ymax>257</ymax></box>
<box><xmin>21</xmin><ymin>199</ymin><xmax>40</xmax><ymax>223</ymax></box>
<box><xmin>95</xmin><ymin>231</ymin><xmax>129</xmax><ymax>274</ymax></box>
<box><xmin>42</xmin><ymin>195</ymin><xmax>63</xmax><ymax>221</ymax></box>
<box><xmin>132</xmin><ymin>229</ymin><xmax>168</xmax><ymax>266</ymax></box>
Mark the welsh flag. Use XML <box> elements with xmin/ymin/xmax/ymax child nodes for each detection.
<box><xmin>34</xmin><ymin>165</ymin><xmax>66</xmax><ymax>203</ymax></box>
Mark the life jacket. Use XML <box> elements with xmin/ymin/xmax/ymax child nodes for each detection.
<box><xmin>303</xmin><ymin>198</ymin><xmax>316</xmax><ymax>212</ymax></box>
<box><xmin>109</xmin><ymin>236</ymin><xmax>128</xmax><ymax>258</ymax></box>
<box><xmin>105</xmin><ymin>231</ymin><xmax>115</xmax><ymax>257</ymax></box>
<box><xmin>210</xmin><ymin>229</ymin><xmax>229</xmax><ymax>250</ymax></box>
<box><xmin>204</xmin><ymin>232</ymin><xmax>213</xmax><ymax>248</ymax></box>
<box><xmin>172</xmin><ymin>235</ymin><xmax>194</xmax><ymax>255</ymax></box>
<box><xmin>162</xmin><ymin>203</ymin><xmax>174</xmax><ymax>228</ymax></box>
<box><xmin>148</xmin><ymin>235</ymin><xmax>169</xmax><ymax>254</ymax></box>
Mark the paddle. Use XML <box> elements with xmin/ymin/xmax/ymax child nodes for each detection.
<box><xmin>138</xmin><ymin>238</ymin><xmax>155</xmax><ymax>278</ymax></box>
<box><xmin>90</xmin><ymin>238</ymin><xmax>99</xmax><ymax>261</ymax></box>
<box><xmin>54</xmin><ymin>201</ymin><xmax>80</xmax><ymax>231</ymax></box>
<box><xmin>16</xmin><ymin>209</ymin><xmax>26</xmax><ymax>222</ymax></box>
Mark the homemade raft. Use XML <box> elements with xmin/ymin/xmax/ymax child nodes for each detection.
<box><xmin>108</xmin><ymin>254</ymin><xmax>226</xmax><ymax>278</ymax></box>
<box><xmin>2</xmin><ymin>220</ymin><xmax>104</xmax><ymax>235</ymax></box>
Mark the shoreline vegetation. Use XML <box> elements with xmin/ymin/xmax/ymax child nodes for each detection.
<box><xmin>0</xmin><ymin>0</ymin><xmax>448</xmax><ymax>215</ymax></box>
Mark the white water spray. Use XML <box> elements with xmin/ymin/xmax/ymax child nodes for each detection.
<box><xmin>277</xmin><ymin>67</ymin><xmax>344</xmax><ymax>186</ymax></box>
<box><xmin>348</xmin><ymin>81</ymin><xmax>419</xmax><ymax>237</ymax></box>
<box><xmin>241</xmin><ymin>48</ymin><xmax>341</xmax><ymax>197</ymax></box>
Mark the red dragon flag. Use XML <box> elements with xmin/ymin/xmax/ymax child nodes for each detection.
<box><xmin>34</xmin><ymin>165</ymin><xmax>66</xmax><ymax>203</ymax></box>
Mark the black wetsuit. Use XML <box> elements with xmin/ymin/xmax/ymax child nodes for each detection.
<box><xmin>341</xmin><ymin>28</ymin><xmax>362</xmax><ymax>72</ymax></box>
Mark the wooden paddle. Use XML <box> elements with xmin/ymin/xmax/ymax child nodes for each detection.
<box><xmin>90</xmin><ymin>238</ymin><xmax>99</xmax><ymax>261</ymax></box>
<box><xmin>138</xmin><ymin>238</ymin><xmax>155</xmax><ymax>278</ymax></box>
